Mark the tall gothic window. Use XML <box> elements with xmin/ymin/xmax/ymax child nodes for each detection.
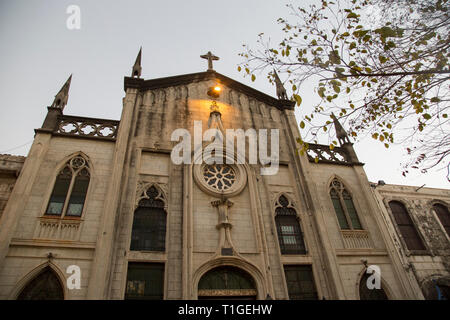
<box><xmin>389</xmin><ymin>201</ymin><xmax>426</xmax><ymax>251</ymax></box>
<box><xmin>17</xmin><ymin>267</ymin><xmax>64</xmax><ymax>300</ymax></box>
<box><xmin>130</xmin><ymin>186</ymin><xmax>167</xmax><ymax>252</ymax></box>
<box><xmin>46</xmin><ymin>155</ymin><xmax>90</xmax><ymax>217</ymax></box>
<box><xmin>275</xmin><ymin>195</ymin><xmax>306</xmax><ymax>255</ymax></box>
<box><xmin>329</xmin><ymin>179</ymin><xmax>362</xmax><ymax>230</ymax></box>
<box><xmin>433</xmin><ymin>203</ymin><xmax>450</xmax><ymax>237</ymax></box>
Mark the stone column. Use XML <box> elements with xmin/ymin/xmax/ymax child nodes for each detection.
<box><xmin>0</xmin><ymin>132</ymin><xmax>52</xmax><ymax>268</ymax></box>
<box><xmin>86</xmin><ymin>89</ymin><xmax>138</xmax><ymax>299</ymax></box>
<box><xmin>282</xmin><ymin>108</ymin><xmax>347</xmax><ymax>299</ymax></box>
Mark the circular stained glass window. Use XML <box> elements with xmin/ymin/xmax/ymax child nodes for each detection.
<box><xmin>202</xmin><ymin>164</ymin><xmax>236</xmax><ymax>192</ymax></box>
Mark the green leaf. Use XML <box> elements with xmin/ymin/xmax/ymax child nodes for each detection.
<box><xmin>300</xmin><ymin>121</ymin><xmax>305</xmax><ymax>129</ymax></box>
<box><xmin>251</xmin><ymin>74</ymin><xmax>256</xmax><ymax>82</ymax></box>
<box><xmin>293</xmin><ymin>94</ymin><xmax>302</xmax><ymax>106</ymax></box>
<box><xmin>318</xmin><ymin>87</ymin><xmax>326</xmax><ymax>98</ymax></box>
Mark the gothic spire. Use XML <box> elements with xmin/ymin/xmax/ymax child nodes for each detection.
<box><xmin>51</xmin><ymin>74</ymin><xmax>72</xmax><ymax>110</ymax></box>
<box><xmin>132</xmin><ymin>47</ymin><xmax>142</xmax><ymax>78</ymax></box>
<box><xmin>273</xmin><ymin>70</ymin><xmax>288</xmax><ymax>100</ymax></box>
<box><xmin>331</xmin><ymin>113</ymin><xmax>351</xmax><ymax>145</ymax></box>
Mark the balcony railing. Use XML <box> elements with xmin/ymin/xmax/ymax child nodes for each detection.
<box><xmin>341</xmin><ymin>230</ymin><xmax>373</xmax><ymax>249</ymax></box>
<box><xmin>54</xmin><ymin>115</ymin><xmax>120</xmax><ymax>141</ymax></box>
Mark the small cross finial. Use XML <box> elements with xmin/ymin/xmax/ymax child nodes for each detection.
<box><xmin>200</xmin><ymin>51</ymin><xmax>219</xmax><ymax>71</ymax></box>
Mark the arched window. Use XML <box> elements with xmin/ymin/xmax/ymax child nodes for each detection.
<box><xmin>17</xmin><ymin>267</ymin><xmax>64</xmax><ymax>300</ymax></box>
<box><xmin>359</xmin><ymin>271</ymin><xmax>388</xmax><ymax>300</ymax></box>
<box><xmin>433</xmin><ymin>203</ymin><xmax>450</xmax><ymax>237</ymax></box>
<box><xmin>130</xmin><ymin>186</ymin><xmax>166</xmax><ymax>252</ymax></box>
<box><xmin>275</xmin><ymin>195</ymin><xmax>306</xmax><ymax>254</ymax></box>
<box><xmin>46</xmin><ymin>155</ymin><xmax>90</xmax><ymax>217</ymax></box>
<box><xmin>329</xmin><ymin>179</ymin><xmax>362</xmax><ymax>230</ymax></box>
<box><xmin>198</xmin><ymin>266</ymin><xmax>256</xmax><ymax>299</ymax></box>
<box><xmin>389</xmin><ymin>201</ymin><xmax>426</xmax><ymax>251</ymax></box>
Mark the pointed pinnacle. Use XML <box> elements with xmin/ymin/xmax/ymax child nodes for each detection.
<box><xmin>58</xmin><ymin>74</ymin><xmax>72</xmax><ymax>95</ymax></box>
<box><xmin>134</xmin><ymin>47</ymin><xmax>142</xmax><ymax>66</ymax></box>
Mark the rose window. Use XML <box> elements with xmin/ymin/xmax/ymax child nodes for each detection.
<box><xmin>202</xmin><ymin>164</ymin><xmax>236</xmax><ymax>191</ymax></box>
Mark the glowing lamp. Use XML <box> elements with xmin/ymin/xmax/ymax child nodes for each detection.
<box><xmin>207</xmin><ymin>85</ymin><xmax>222</xmax><ymax>98</ymax></box>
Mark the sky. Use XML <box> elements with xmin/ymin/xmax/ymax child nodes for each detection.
<box><xmin>0</xmin><ymin>0</ymin><xmax>448</xmax><ymax>189</ymax></box>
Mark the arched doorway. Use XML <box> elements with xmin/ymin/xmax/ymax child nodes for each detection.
<box><xmin>198</xmin><ymin>266</ymin><xmax>257</xmax><ymax>300</ymax></box>
<box><xmin>359</xmin><ymin>272</ymin><xmax>388</xmax><ymax>300</ymax></box>
<box><xmin>17</xmin><ymin>267</ymin><xmax>64</xmax><ymax>300</ymax></box>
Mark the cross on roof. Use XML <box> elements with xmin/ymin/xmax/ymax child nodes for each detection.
<box><xmin>200</xmin><ymin>51</ymin><xmax>219</xmax><ymax>71</ymax></box>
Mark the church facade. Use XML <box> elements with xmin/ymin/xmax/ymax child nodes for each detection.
<box><xmin>0</xmin><ymin>51</ymin><xmax>448</xmax><ymax>300</ymax></box>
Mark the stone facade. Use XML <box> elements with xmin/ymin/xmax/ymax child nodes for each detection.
<box><xmin>0</xmin><ymin>61</ymin><xmax>448</xmax><ymax>300</ymax></box>
<box><xmin>373</xmin><ymin>184</ymin><xmax>450</xmax><ymax>299</ymax></box>
<box><xmin>0</xmin><ymin>155</ymin><xmax>25</xmax><ymax>218</ymax></box>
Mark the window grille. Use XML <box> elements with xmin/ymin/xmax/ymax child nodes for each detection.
<box><xmin>130</xmin><ymin>186</ymin><xmax>166</xmax><ymax>252</ymax></box>
<box><xmin>275</xmin><ymin>195</ymin><xmax>306</xmax><ymax>254</ymax></box>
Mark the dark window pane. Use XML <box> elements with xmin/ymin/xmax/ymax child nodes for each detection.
<box><xmin>66</xmin><ymin>172</ymin><xmax>89</xmax><ymax>217</ymax></box>
<box><xmin>131</xmin><ymin>186</ymin><xmax>166</xmax><ymax>251</ymax></box>
<box><xmin>125</xmin><ymin>263</ymin><xmax>164</xmax><ymax>300</ymax></box>
<box><xmin>284</xmin><ymin>265</ymin><xmax>318</xmax><ymax>300</ymax></box>
<box><xmin>331</xmin><ymin>191</ymin><xmax>349</xmax><ymax>229</ymax></box>
<box><xmin>343</xmin><ymin>197</ymin><xmax>362</xmax><ymax>229</ymax></box>
<box><xmin>130</xmin><ymin>207</ymin><xmax>166</xmax><ymax>251</ymax></box>
<box><xmin>17</xmin><ymin>268</ymin><xmax>64</xmax><ymax>300</ymax></box>
<box><xmin>389</xmin><ymin>201</ymin><xmax>426</xmax><ymax>251</ymax></box>
<box><xmin>359</xmin><ymin>271</ymin><xmax>388</xmax><ymax>300</ymax></box>
<box><xmin>434</xmin><ymin>204</ymin><xmax>450</xmax><ymax>237</ymax></box>
<box><xmin>46</xmin><ymin>169</ymin><xmax>72</xmax><ymax>215</ymax></box>
<box><xmin>437</xmin><ymin>285</ymin><xmax>450</xmax><ymax>300</ymax></box>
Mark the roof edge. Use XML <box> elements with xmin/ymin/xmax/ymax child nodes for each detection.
<box><xmin>124</xmin><ymin>71</ymin><xmax>295</xmax><ymax>110</ymax></box>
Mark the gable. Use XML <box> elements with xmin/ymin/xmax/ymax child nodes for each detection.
<box><xmin>124</xmin><ymin>70</ymin><xmax>295</xmax><ymax>110</ymax></box>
